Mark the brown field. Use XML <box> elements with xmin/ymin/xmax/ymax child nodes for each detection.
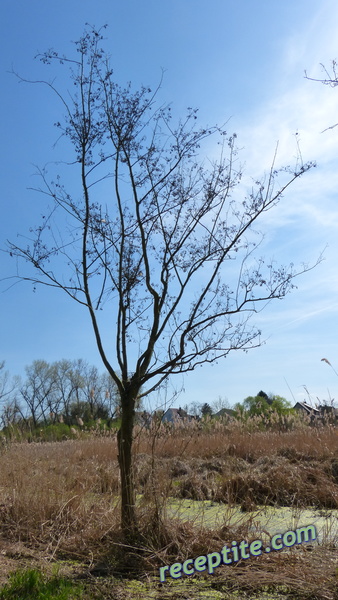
<box><xmin>0</xmin><ymin>418</ymin><xmax>338</xmax><ymax>598</ymax></box>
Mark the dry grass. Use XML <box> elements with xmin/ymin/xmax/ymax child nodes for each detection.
<box><xmin>133</xmin><ymin>417</ymin><xmax>338</xmax><ymax>461</ymax></box>
<box><xmin>0</xmin><ymin>420</ymin><xmax>338</xmax><ymax>597</ymax></box>
<box><xmin>205</xmin><ymin>545</ymin><xmax>338</xmax><ymax>600</ymax></box>
<box><xmin>132</xmin><ymin>419</ymin><xmax>338</xmax><ymax>509</ymax></box>
<box><xmin>0</xmin><ymin>439</ymin><xmax>121</xmax><ymax>561</ymax></box>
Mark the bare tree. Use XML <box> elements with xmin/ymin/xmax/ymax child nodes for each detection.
<box><xmin>100</xmin><ymin>371</ymin><xmax>120</xmax><ymax>419</ymax></box>
<box><xmin>0</xmin><ymin>362</ymin><xmax>21</xmax><ymax>429</ymax></box>
<box><xmin>305</xmin><ymin>60</ymin><xmax>338</xmax><ymax>132</ymax></box>
<box><xmin>3</xmin><ymin>26</ymin><xmax>319</xmax><ymax>536</ymax></box>
<box><xmin>19</xmin><ymin>360</ymin><xmax>57</xmax><ymax>427</ymax></box>
<box><xmin>0</xmin><ymin>361</ymin><xmax>16</xmax><ymax>404</ymax></box>
<box><xmin>211</xmin><ymin>395</ymin><xmax>230</xmax><ymax>414</ymax></box>
<box><xmin>51</xmin><ymin>358</ymin><xmax>86</xmax><ymax>423</ymax></box>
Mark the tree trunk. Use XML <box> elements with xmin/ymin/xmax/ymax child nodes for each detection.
<box><xmin>117</xmin><ymin>390</ymin><xmax>138</xmax><ymax>538</ymax></box>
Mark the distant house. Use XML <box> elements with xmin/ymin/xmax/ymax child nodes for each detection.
<box><xmin>214</xmin><ymin>408</ymin><xmax>236</xmax><ymax>420</ymax></box>
<box><xmin>294</xmin><ymin>401</ymin><xmax>338</xmax><ymax>423</ymax></box>
<box><xmin>293</xmin><ymin>402</ymin><xmax>320</xmax><ymax>417</ymax></box>
<box><xmin>162</xmin><ymin>407</ymin><xmax>193</xmax><ymax>424</ymax></box>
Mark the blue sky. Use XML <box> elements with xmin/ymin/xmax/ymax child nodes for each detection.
<box><xmin>1</xmin><ymin>0</ymin><xmax>338</xmax><ymax>410</ymax></box>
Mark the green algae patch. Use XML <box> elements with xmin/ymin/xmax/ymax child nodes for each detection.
<box><xmin>119</xmin><ymin>577</ymin><xmax>223</xmax><ymax>600</ymax></box>
<box><xmin>165</xmin><ymin>498</ymin><xmax>338</xmax><ymax>544</ymax></box>
<box><xmin>119</xmin><ymin>578</ymin><xmax>291</xmax><ymax>600</ymax></box>
<box><xmin>166</xmin><ymin>498</ymin><xmax>244</xmax><ymax>527</ymax></box>
<box><xmin>120</xmin><ymin>577</ymin><xmax>284</xmax><ymax>600</ymax></box>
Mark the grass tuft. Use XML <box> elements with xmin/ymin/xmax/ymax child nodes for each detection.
<box><xmin>0</xmin><ymin>568</ymin><xmax>83</xmax><ymax>600</ymax></box>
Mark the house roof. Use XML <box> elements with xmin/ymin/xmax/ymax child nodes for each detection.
<box><xmin>293</xmin><ymin>401</ymin><xmax>320</xmax><ymax>414</ymax></box>
<box><xmin>214</xmin><ymin>408</ymin><xmax>236</xmax><ymax>418</ymax></box>
<box><xmin>162</xmin><ymin>408</ymin><xmax>191</xmax><ymax>422</ymax></box>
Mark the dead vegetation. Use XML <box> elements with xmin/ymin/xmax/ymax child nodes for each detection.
<box><xmin>0</xmin><ymin>420</ymin><xmax>338</xmax><ymax>597</ymax></box>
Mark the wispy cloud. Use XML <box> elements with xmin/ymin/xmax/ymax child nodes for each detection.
<box><xmin>237</xmin><ymin>0</ymin><xmax>338</xmax><ymax>193</ymax></box>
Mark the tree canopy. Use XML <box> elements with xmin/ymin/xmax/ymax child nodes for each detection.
<box><xmin>235</xmin><ymin>391</ymin><xmax>293</xmax><ymax>417</ymax></box>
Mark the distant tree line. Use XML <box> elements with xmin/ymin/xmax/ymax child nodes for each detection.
<box><xmin>234</xmin><ymin>390</ymin><xmax>293</xmax><ymax>417</ymax></box>
<box><xmin>0</xmin><ymin>359</ymin><xmax>119</xmax><ymax>430</ymax></box>
<box><xmin>0</xmin><ymin>358</ymin><xmax>313</xmax><ymax>433</ymax></box>
<box><xmin>182</xmin><ymin>392</ymin><xmax>293</xmax><ymax>421</ymax></box>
